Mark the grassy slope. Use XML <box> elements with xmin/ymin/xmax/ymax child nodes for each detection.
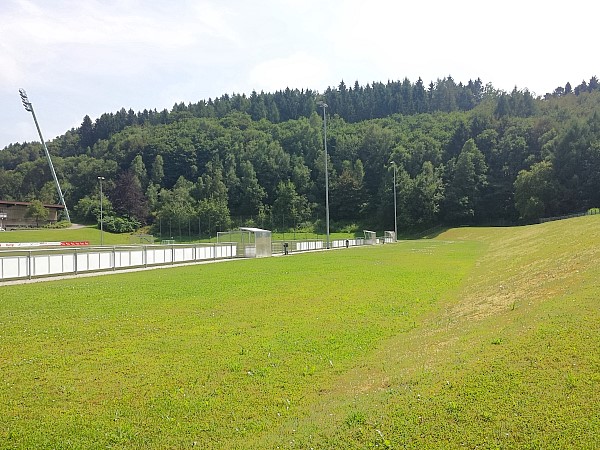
<box><xmin>275</xmin><ymin>216</ymin><xmax>600</xmax><ymax>449</ymax></box>
<box><xmin>0</xmin><ymin>217</ymin><xmax>598</xmax><ymax>449</ymax></box>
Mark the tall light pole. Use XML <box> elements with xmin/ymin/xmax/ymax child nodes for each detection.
<box><xmin>391</xmin><ymin>162</ymin><xmax>398</xmax><ymax>242</ymax></box>
<box><xmin>98</xmin><ymin>177</ymin><xmax>105</xmax><ymax>246</ymax></box>
<box><xmin>317</xmin><ymin>101</ymin><xmax>330</xmax><ymax>249</ymax></box>
<box><xmin>19</xmin><ymin>89</ymin><xmax>71</xmax><ymax>222</ymax></box>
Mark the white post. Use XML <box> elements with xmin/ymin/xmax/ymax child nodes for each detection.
<box><xmin>98</xmin><ymin>177</ymin><xmax>105</xmax><ymax>245</ymax></box>
<box><xmin>392</xmin><ymin>162</ymin><xmax>397</xmax><ymax>241</ymax></box>
<box><xmin>318</xmin><ymin>101</ymin><xmax>330</xmax><ymax>249</ymax></box>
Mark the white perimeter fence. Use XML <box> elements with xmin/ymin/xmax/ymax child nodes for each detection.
<box><xmin>271</xmin><ymin>238</ymin><xmax>368</xmax><ymax>254</ymax></box>
<box><xmin>1</xmin><ymin>235</ymin><xmax>393</xmax><ymax>282</ymax></box>
<box><xmin>0</xmin><ymin>243</ymin><xmax>236</xmax><ymax>281</ymax></box>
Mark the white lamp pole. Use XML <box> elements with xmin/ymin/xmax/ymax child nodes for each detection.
<box><xmin>317</xmin><ymin>101</ymin><xmax>330</xmax><ymax>249</ymax></box>
<box><xmin>98</xmin><ymin>176</ymin><xmax>105</xmax><ymax>245</ymax></box>
<box><xmin>392</xmin><ymin>162</ymin><xmax>398</xmax><ymax>241</ymax></box>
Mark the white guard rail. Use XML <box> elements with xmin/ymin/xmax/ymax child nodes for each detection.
<box><xmin>331</xmin><ymin>238</ymin><xmax>364</xmax><ymax>248</ymax></box>
<box><xmin>0</xmin><ymin>243</ymin><xmax>237</xmax><ymax>281</ymax></box>
<box><xmin>272</xmin><ymin>238</ymin><xmax>366</xmax><ymax>254</ymax></box>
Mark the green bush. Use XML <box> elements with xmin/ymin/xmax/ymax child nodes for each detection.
<box><xmin>102</xmin><ymin>215</ymin><xmax>140</xmax><ymax>233</ymax></box>
<box><xmin>44</xmin><ymin>220</ymin><xmax>72</xmax><ymax>229</ymax></box>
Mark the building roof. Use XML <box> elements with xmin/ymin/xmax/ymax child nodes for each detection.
<box><xmin>0</xmin><ymin>200</ymin><xmax>64</xmax><ymax>209</ymax></box>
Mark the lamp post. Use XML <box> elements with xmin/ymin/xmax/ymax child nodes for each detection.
<box><xmin>19</xmin><ymin>89</ymin><xmax>71</xmax><ymax>222</ymax></box>
<box><xmin>391</xmin><ymin>162</ymin><xmax>398</xmax><ymax>242</ymax></box>
<box><xmin>98</xmin><ymin>176</ymin><xmax>105</xmax><ymax>245</ymax></box>
<box><xmin>317</xmin><ymin>101</ymin><xmax>330</xmax><ymax>249</ymax></box>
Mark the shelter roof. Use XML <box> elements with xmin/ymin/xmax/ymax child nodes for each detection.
<box><xmin>239</xmin><ymin>227</ymin><xmax>271</xmax><ymax>233</ymax></box>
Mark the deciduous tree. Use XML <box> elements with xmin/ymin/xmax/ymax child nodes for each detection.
<box><xmin>25</xmin><ymin>200</ymin><xmax>48</xmax><ymax>227</ymax></box>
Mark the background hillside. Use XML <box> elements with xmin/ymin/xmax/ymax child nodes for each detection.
<box><xmin>1</xmin><ymin>76</ymin><xmax>599</xmax><ymax>236</ymax></box>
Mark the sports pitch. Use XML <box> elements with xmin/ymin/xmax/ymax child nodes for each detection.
<box><xmin>1</xmin><ymin>217</ymin><xmax>598</xmax><ymax>448</ymax></box>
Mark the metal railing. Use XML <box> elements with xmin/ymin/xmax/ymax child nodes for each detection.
<box><xmin>539</xmin><ymin>209</ymin><xmax>598</xmax><ymax>223</ymax></box>
<box><xmin>0</xmin><ymin>243</ymin><xmax>237</xmax><ymax>281</ymax></box>
<box><xmin>272</xmin><ymin>238</ymin><xmax>367</xmax><ymax>254</ymax></box>
<box><xmin>1</xmin><ymin>234</ymin><xmax>398</xmax><ymax>281</ymax></box>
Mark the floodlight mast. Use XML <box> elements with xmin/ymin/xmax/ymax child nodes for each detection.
<box><xmin>19</xmin><ymin>89</ymin><xmax>71</xmax><ymax>222</ymax></box>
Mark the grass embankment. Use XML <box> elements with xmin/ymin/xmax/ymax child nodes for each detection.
<box><xmin>301</xmin><ymin>216</ymin><xmax>600</xmax><ymax>449</ymax></box>
<box><xmin>1</xmin><ymin>216</ymin><xmax>598</xmax><ymax>448</ymax></box>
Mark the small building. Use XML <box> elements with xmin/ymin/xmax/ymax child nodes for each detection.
<box><xmin>0</xmin><ymin>200</ymin><xmax>65</xmax><ymax>230</ymax></box>
<box><xmin>217</xmin><ymin>227</ymin><xmax>272</xmax><ymax>258</ymax></box>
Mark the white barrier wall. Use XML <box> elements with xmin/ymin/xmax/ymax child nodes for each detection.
<box><xmin>0</xmin><ymin>243</ymin><xmax>236</xmax><ymax>281</ymax></box>
<box><xmin>294</xmin><ymin>241</ymin><xmax>324</xmax><ymax>251</ymax></box>
<box><xmin>1</xmin><ymin>256</ymin><xmax>28</xmax><ymax>279</ymax></box>
<box><xmin>1</xmin><ymin>237</ymin><xmax>380</xmax><ymax>281</ymax></box>
<box><xmin>331</xmin><ymin>239</ymin><xmax>363</xmax><ymax>248</ymax></box>
<box><xmin>290</xmin><ymin>239</ymin><xmax>364</xmax><ymax>251</ymax></box>
<box><xmin>273</xmin><ymin>238</ymin><xmax>367</xmax><ymax>254</ymax></box>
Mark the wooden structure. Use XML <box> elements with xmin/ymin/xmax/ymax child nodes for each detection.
<box><xmin>0</xmin><ymin>200</ymin><xmax>65</xmax><ymax>230</ymax></box>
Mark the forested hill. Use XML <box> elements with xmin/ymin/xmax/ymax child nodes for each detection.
<box><xmin>1</xmin><ymin>75</ymin><xmax>599</xmax><ymax>236</ymax></box>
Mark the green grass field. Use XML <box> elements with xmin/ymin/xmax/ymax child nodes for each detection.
<box><xmin>0</xmin><ymin>227</ymin><xmax>355</xmax><ymax>246</ymax></box>
<box><xmin>0</xmin><ymin>217</ymin><xmax>598</xmax><ymax>449</ymax></box>
<box><xmin>0</xmin><ymin>226</ymin><xmax>131</xmax><ymax>246</ymax></box>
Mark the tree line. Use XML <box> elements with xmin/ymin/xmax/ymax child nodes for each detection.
<box><xmin>45</xmin><ymin>76</ymin><xmax>493</xmax><ymax>154</ymax></box>
<box><xmin>1</xmin><ymin>75</ymin><xmax>599</xmax><ymax>236</ymax></box>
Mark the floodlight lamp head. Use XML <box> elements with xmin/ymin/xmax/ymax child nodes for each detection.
<box><xmin>19</xmin><ymin>88</ymin><xmax>33</xmax><ymax>112</ymax></box>
<box><xmin>317</xmin><ymin>101</ymin><xmax>328</xmax><ymax>109</ymax></box>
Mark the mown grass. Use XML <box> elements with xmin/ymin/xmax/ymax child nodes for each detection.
<box><xmin>182</xmin><ymin>231</ymin><xmax>355</xmax><ymax>244</ymax></box>
<box><xmin>0</xmin><ymin>226</ymin><xmax>130</xmax><ymax>246</ymax></box>
<box><xmin>0</xmin><ymin>226</ymin><xmax>354</xmax><ymax>246</ymax></box>
<box><xmin>274</xmin><ymin>216</ymin><xmax>600</xmax><ymax>449</ymax></box>
<box><xmin>1</xmin><ymin>216</ymin><xmax>599</xmax><ymax>449</ymax></box>
<box><xmin>0</xmin><ymin>240</ymin><xmax>477</xmax><ymax>448</ymax></box>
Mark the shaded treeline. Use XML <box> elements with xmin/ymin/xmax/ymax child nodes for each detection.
<box><xmin>1</xmin><ymin>75</ymin><xmax>599</xmax><ymax>235</ymax></box>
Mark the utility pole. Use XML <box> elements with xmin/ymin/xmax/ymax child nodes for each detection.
<box><xmin>317</xmin><ymin>101</ymin><xmax>330</xmax><ymax>249</ymax></box>
<box><xmin>392</xmin><ymin>162</ymin><xmax>398</xmax><ymax>241</ymax></box>
<box><xmin>19</xmin><ymin>89</ymin><xmax>71</xmax><ymax>222</ymax></box>
<box><xmin>98</xmin><ymin>177</ymin><xmax>105</xmax><ymax>245</ymax></box>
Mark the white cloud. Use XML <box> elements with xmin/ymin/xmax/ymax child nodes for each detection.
<box><xmin>248</xmin><ymin>52</ymin><xmax>331</xmax><ymax>93</ymax></box>
<box><xmin>0</xmin><ymin>42</ymin><xmax>24</xmax><ymax>87</ymax></box>
<box><xmin>0</xmin><ymin>0</ymin><xmax>245</xmax><ymax>89</ymax></box>
<box><xmin>1</xmin><ymin>0</ymin><xmax>598</xmax><ymax>149</ymax></box>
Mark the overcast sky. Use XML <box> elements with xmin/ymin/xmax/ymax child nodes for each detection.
<box><xmin>1</xmin><ymin>0</ymin><xmax>597</xmax><ymax>149</ymax></box>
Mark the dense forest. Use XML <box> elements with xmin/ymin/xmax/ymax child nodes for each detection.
<box><xmin>1</xmin><ymin>75</ymin><xmax>599</xmax><ymax>236</ymax></box>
